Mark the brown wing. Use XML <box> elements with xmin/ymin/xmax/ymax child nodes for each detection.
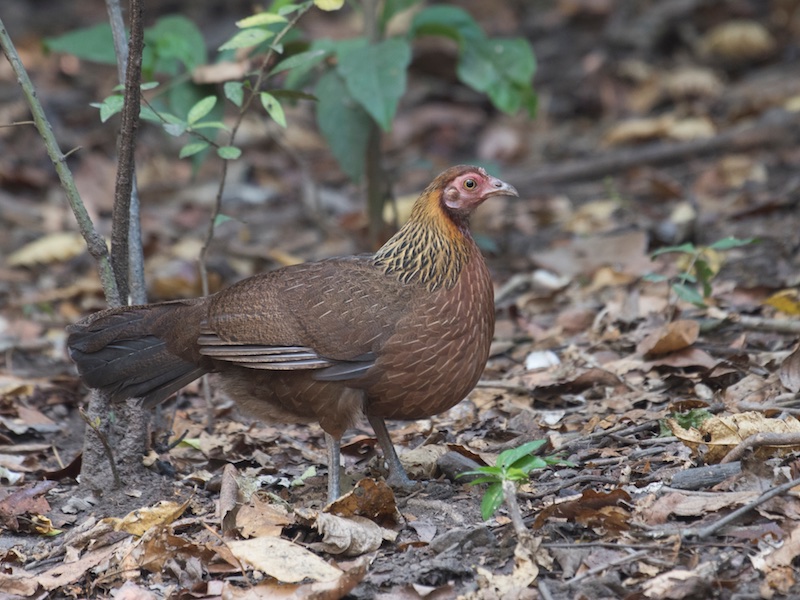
<box><xmin>196</xmin><ymin>256</ymin><xmax>415</xmax><ymax>380</ymax></box>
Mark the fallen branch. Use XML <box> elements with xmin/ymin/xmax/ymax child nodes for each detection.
<box><xmin>721</xmin><ymin>432</ymin><xmax>800</xmax><ymax>464</ymax></box>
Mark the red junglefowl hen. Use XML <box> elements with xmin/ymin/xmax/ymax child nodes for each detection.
<box><xmin>67</xmin><ymin>166</ymin><xmax>518</xmax><ymax>502</ymax></box>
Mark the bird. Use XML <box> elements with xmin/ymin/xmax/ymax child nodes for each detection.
<box><xmin>67</xmin><ymin>165</ymin><xmax>518</xmax><ymax>502</ymax></box>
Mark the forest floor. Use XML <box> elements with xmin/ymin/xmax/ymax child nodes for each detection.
<box><xmin>3</xmin><ymin>1</ymin><xmax>800</xmax><ymax>598</ymax></box>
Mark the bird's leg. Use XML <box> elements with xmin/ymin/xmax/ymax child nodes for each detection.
<box><xmin>367</xmin><ymin>414</ymin><xmax>414</xmax><ymax>489</ymax></box>
<box><xmin>324</xmin><ymin>433</ymin><xmax>341</xmax><ymax>504</ymax></box>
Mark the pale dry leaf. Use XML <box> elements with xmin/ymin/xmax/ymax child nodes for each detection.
<box><xmin>637</xmin><ymin>320</ymin><xmax>699</xmax><ymax>356</ymax></box>
<box><xmin>399</xmin><ymin>444</ymin><xmax>449</xmax><ymax>479</ymax></box>
<box><xmin>701</xmin><ymin>20</ymin><xmax>776</xmax><ymax>64</ymax></box>
<box><xmin>227</xmin><ymin>536</ymin><xmax>342</xmax><ymax>583</ymax></box>
<box><xmin>311</xmin><ymin>513</ymin><xmax>387</xmax><ymax>556</ymax></box>
<box><xmin>7</xmin><ymin>232</ymin><xmax>86</xmax><ymax>267</ymax></box>
<box><xmin>237</xmin><ymin>494</ymin><xmax>293</xmax><ymax>539</ymax></box>
<box><xmin>642</xmin><ymin>562</ymin><xmax>717</xmax><ymax>599</ymax></box>
<box><xmin>107</xmin><ymin>499</ymin><xmax>190</xmax><ymax>537</ymax></box>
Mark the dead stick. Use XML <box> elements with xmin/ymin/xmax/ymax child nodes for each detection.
<box><xmin>721</xmin><ymin>432</ymin><xmax>800</xmax><ymax>464</ymax></box>
<box><xmin>688</xmin><ymin>475</ymin><xmax>800</xmax><ymax>540</ymax></box>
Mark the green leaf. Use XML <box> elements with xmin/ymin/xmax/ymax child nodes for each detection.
<box><xmin>187</xmin><ymin>96</ymin><xmax>217</xmax><ymax>125</ymax></box>
<box><xmin>642</xmin><ymin>273</ymin><xmax>669</xmax><ymax>283</ymax></box>
<box><xmin>496</xmin><ymin>440</ymin><xmax>547</xmax><ymax>470</ymax></box>
<box><xmin>709</xmin><ymin>236</ymin><xmax>756</xmax><ymax>250</ymax></box>
<box><xmin>271</xmin><ymin>89</ymin><xmax>318</xmax><ymax>102</ymax></box>
<box><xmin>672</xmin><ymin>283</ymin><xmax>706</xmax><ymax>307</ymax></box>
<box><xmin>480</xmin><ymin>482</ymin><xmax>505</xmax><ymax>520</ymax></box>
<box><xmin>224</xmin><ymin>82</ymin><xmax>244</xmax><ymax>107</ymax></box>
<box><xmin>236</xmin><ymin>12</ymin><xmax>288</xmax><ymax>28</ymax></box>
<box><xmin>139</xmin><ymin>106</ymin><xmax>163</xmax><ymax>123</ymax></box>
<box><xmin>336</xmin><ymin>38</ymin><xmax>412</xmax><ymax>131</ymax></box>
<box><xmin>144</xmin><ymin>16</ymin><xmax>206</xmax><ymax>75</ymax></box>
<box><xmin>462</xmin><ymin>476</ymin><xmax>502</xmax><ymax>486</ymax></box>
<box><xmin>315</xmin><ymin>71</ymin><xmax>372</xmax><ymax>182</ymax></box>
<box><xmin>694</xmin><ymin>259</ymin><xmax>714</xmax><ymax>297</ymax></box>
<box><xmin>140</xmin><ymin>81</ymin><xmax>160</xmax><ymax>91</ymax></box>
<box><xmin>219</xmin><ymin>28</ymin><xmax>275</xmax><ymax>51</ymax></box>
<box><xmin>270</xmin><ymin>49</ymin><xmax>328</xmax><ymax>75</ymax></box>
<box><xmin>217</xmin><ymin>145</ymin><xmax>242</xmax><ymax>160</ymax></box>
<box><xmin>409</xmin><ymin>5</ymin><xmax>483</xmax><ymax>42</ymax></box>
<box><xmin>179</xmin><ymin>141</ymin><xmax>210</xmax><ymax>158</ymax></box>
<box><xmin>458</xmin><ymin>37</ymin><xmax>536</xmax><ymax>115</ymax></box>
<box><xmin>380</xmin><ymin>0</ymin><xmax>419</xmax><ymax>31</ymax></box>
<box><xmin>260</xmin><ymin>92</ymin><xmax>287</xmax><ymax>127</ymax></box>
<box><xmin>96</xmin><ymin>95</ymin><xmax>124</xmax><ymax>123</ymax></box>
<box><xmin>511</xmin><ymin>455</ymin><xmax>548</xmax><ymax>474</ymax></box>
<box><xmin>44</xmin><ymin>23</ymin><xmax>117</xmax><ymax>64</ymax></box>
<box><xmin>651</xmin><ymin>243</ymin><xmax>697</xmax><ymax>257</ymax></box>
<box><xmin>214</xmin><ymin>213</ymin><xmax>234</xmax><ymax>227</ymax></box>
<box><xmin>163</xmin><ymin>122</ymin><xmax>188</xmax><ymax>137</ymax></box>
<box><xmin>191</xmin><ymin>121</ymin><xmax>229</xmax><ymax>131</ymax></box>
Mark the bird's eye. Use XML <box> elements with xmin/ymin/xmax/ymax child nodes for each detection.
<box><xmin>463</xmin><ymin>178</ymin><xmax>477</xmax><ymax>190</ymax></box>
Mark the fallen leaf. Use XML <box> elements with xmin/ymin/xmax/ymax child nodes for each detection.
<box><xmin>637</xmin><ymin>320</ymin><xmax>699</xmax><ymax>356</ymax></box>
<box><xmin>7</xmin><ymin>232</ymin><xmax>86</xmax><ymax>267</ymax></box>
<box><xmin>226</xmin><ymin>536</ymin><xmax>343</xmax><ymax>583</ymax></box>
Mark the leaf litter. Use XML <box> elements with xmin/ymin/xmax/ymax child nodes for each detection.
<box><xmin>3</xmin><ymin>1</ymin><xmax>800</xmax><ymax>598</ymax></box>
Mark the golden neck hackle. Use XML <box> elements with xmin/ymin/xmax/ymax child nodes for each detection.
<box><xmin>373</xmin><ymin>191</ymin><xmax>474</xmax><ymax>292</ymax></box>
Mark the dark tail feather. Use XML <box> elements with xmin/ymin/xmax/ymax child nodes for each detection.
<box><xmin>67</xmin><ymin>302</ymin><xmax>207</xmax><ymax>408</ymax></box>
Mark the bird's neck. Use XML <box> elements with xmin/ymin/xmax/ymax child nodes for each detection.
<box><xmin>373</xmin><ymin>199</ymin><xmax>476</xmax><ymax>291</ymax></box>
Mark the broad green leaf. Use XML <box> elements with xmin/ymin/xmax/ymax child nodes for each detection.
<box><xmin>220</xmin><ymin>28</ymin><xmax>275</xmax><ymax>51</ymax></box>
<box><xmin>163</xmin><ymin>122</ymin><xmax>188</xmax><ymax>137</ymax></box>
<box><xmin>480</xmin><ymin>482</ymin><xmax>505</xmax><ymax>520</ymax></box>
<box><xmin>179</xmin><ymin>141</ymin><xmax>210</xmax><ymax>158</ymax></box>
<box><xmin>187</xmin><ymin>96</ymin><xmax>217</xmax><ymax>125</ymax></box>
<box><xmin>236</xmin><ymin>12</ymin><xmax>288</xmax><ymax>28</ymax></box>
<box><xmin>139</xmin><ymin>106</ymin><xmax>162</xmax><ymax>123</ymax></box>
<box><xmin>496</xmin><ymin>440</ymin><xmax>547</xmax><ymax>470</ymax></box>
<box><xmin>140</xmin><ymin>81</ymin><xmax>160</xmax><ymax>91</ymax></box>
<box><xmin>96</xmin><ymin>95</ymin><xmax>124</xmax><ymax>123</ymax></box>
<box><xmin>461</xmin><ymin>476</ymin><xmax>502</xmax><ymax>486</ymax></box>
<box><xmin>191</xmin><ymin>121</ymin><xmax>229</xmax><ymax>131</ymax></box>
<box><xmin>314</xmin><ymin>0</ymin><xmax>345</xmax><ymax>10</ymax></box>
<box><xmin>260</xmin><ymin>92</ymin><xmax>287</xmax><ymax>127</ymax></box>
<box><xmin>315</xmin><ymin>71</ymin><xmax>372</xmax><ymax>182</ymax></box>
<box><xmin>224</xmin><ymin>82</ymin><xmax>244</xmax><ymax>107</ymax></box>
<box><xmin>144</xmin><ymin>16</ymin><xmax>206</xmax><ymax>75</ymax></box>
<box><xmin>217</xmin><ymin>145</ymin><xmax>242</xmax><ymax>160</ymax></box>
<box><xmin>409</xmin><ymin>5</ymin><xmax>483</xmax><ymax>42</ymax></box>
<box><xmin>651</xmin><ymin>243</ymin><xmax>697</xmax><ymax>257</ymax></box>
<box><xmin>270</xmin><ymin>49</ymin><xmax>328</xmax><ymax>75</ymax></box>
<box><xmin>642</xmin><ymin>273</ymin><xmax>669</xmax><ymax>283</ymax></box>
<box><xmin>709</xmin><ymin>236</ymin><xmax>756</xmax><ymax>250</ymax></box>
<box><xmin>44</xmin><ymin>23</ymin><xmax>117</xmax><ymax>64</ymax></box>
<box><xmin>512</xmin><ymin>456</ymin><xmax>548</xmax><ymax>474</ymax></box>
<box><xmin>458</xmin><ymin>37</ymin><xmax>536</xmax><ymax>115</ymax></box>
<box><xmin>336</xmin><ymin>38</ymin><xmax>412</xmax><ymax>131</ymax></box>
<box><xmin>672</xmin><ymin>283</ymin><xmax>706</xmax><ymax>307</ymax></box>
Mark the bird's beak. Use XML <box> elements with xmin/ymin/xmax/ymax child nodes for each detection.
<box><xmin>487</xmin><ymin>177</ymin><xmax>519</xmax><ymax>199</ymax></box>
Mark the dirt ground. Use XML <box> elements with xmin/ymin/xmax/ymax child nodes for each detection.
<box><xmin>3</xmin><ymin>1</ymin><xmax>800</xmax><ymax>598</ymax></box>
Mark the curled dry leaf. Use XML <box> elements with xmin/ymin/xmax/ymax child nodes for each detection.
<box><xmin>779</xmin><ymin>345</ymin><xmax>800</xmax><ymax>393</ymax></box>
<box><xmin>667</xmin><ymin>412</ymin><xmax>800</xmax><ymax>463</ymax></box>
<box><xmin>637</xmin><ymin>320</ymin><xmax>699</xmax><ymax>356</ymax></box>
<box><xmin>325</xmin><ymin>478</ymin><xmax>398</xmax><ymax>524</ymax></box>
<box><xmin>311</xmin><ymin>512</ymin><xmax>389</xmax><ymax>556</ymax></box>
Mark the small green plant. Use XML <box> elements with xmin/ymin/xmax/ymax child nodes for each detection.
<box><xmin>458</xmin><ymin>440</ymin><xmax>573</xmax><ymax>520</ymax></box>
<box><xmin>646</xmin><ymin>237</ymin><xmax>755</xmax><ymax>308</ymax></box>
<box><xmin>659</xmin><ymin>407</ymin><xmax>713</xmax><ymax>436</ymax></box>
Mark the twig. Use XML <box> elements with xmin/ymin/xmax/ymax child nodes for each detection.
<box><xmin>565</xmin><ymin>549</ymin><xmax>650</xmax><ymax>586</ymax></box>
<box><xmin>721</xmin><ymin>432</ymin><xmax>800</xmax><ymax>464</ymax></box>
<box><xmin>0</xmin><ymin>17</ymin><xmax>120</xmax><ymax>306</ymax></box>
<box><xmin>108</xmin><ymin>0</ymin><xmax>144</xmax><ymax>304</ymax></box>
<box><xmin>729</xmin><ymin>315</ymin><xmax>800</xmax><ymax>335</ymax></box>
<box><xmin>106</xmin><ymin>0</ymin><xmax>147</xmax><ymax>303</ymax></box>
<box><xmin>501</xmin><ymin>479</ymin><xmax>529</xmax><ymax>540</ymax></box>
<box><xmin>79</xmin><ymin>407</ymin><xmax>121</xmax><ymax>488</ymax></box>
<box><xmin>686</xmin><ymin>475</ymin><xmax>800</xmax><ymax>540</ymax></box>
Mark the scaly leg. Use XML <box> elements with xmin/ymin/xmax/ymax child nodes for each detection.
<box><xmin>367</xmin><ymin>414</ymin><xmax>414</xmax><ymax>489</ymax></box>
<box><xmin>324</xmin><ymin>433</ymin><xmax>341</xmax><ymax>503</ymax></box>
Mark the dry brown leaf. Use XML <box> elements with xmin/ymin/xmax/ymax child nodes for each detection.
<box><xmin>637</xmin><ymin>320</ymin><xmax>699</xmax><ymax>356</ymax></box>
<box><xmin>604</xmin><ymin>115</ymin><xmax>674</xmax><ymax>146</ymax></box>
<box><xmin>752</xmin><ymin>523</ymin><xmax>800</xmax><ymax>596</ymax></box>
<box><xmin>642</xmin><ymin>491</ymin><xmax>758</xmax><ymax>525</ymax></box>
<box><xmin>643</xmin><ymin>562</ymin><xmax>717</xmax><ymax>599</ymax></box>
<box><xmin>237</xmin><ymin>494</ymin><xmax>294</xmax><ymax>539</ymax></box>
<box><xmin>398</xmin><ymin>444</ymin><xmax>449</xmax><ymax>479</ymax></box>
<box><xmin>227</xmin><ymin>536</ymin><xmax>343</xmax><ymax>583</ymax></box>
<box><xmin>7</xmin><ymin>232</ymin><xmax>86</xmax><ymax>267</ymax></box>
<box><xmin>779</xmin><ymin>345</ymin><xmax>800</xmax><ymax>393</ymax></box>
<box><xmin>533</xmin><ymin>488</ymin><xmax>631</xmax><ymax>532</ymax></box>
<box><xmin>325</xmin><ymin>478</ymin><xmax>398</xmax><ymax>524</ymax></box>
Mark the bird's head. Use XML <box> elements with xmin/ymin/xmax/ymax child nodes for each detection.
<box><xmin>439</xmin><ymin>166</ymin><xmax>518</xmax><ymax>217</ymax></box>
